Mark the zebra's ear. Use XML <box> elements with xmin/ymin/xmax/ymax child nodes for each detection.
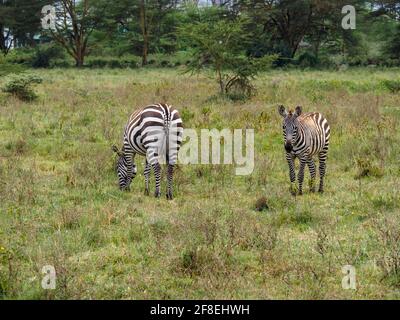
<box><xmin>278</xmin><ymin>105</ymin><xmax>287</xmax><ymax>117</ymax></box>
<box><xmin>295</xmin><ymin>106</ymin><xmax>302</xmax><ymax>117</ymax></box>
<box><xmin>112</xmin><ymin>145</ymin><xmax>124</xmax><ymax>157</ymax></box>
<box><xmin>112</xmin><ymin>145</ymin><xmax>119</xmax><ymax>153</ymax></box>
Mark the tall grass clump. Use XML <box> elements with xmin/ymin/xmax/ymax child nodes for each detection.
<box><xmin>371</xmin><ymin>214</ymin><xmax>400</xmax><ymax>286</ymax></box>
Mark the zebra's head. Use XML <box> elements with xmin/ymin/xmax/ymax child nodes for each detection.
<box><xmin>278</xmin><ymin>105</ymin><xmax>302</xmax><ymax>153</ymax></box>
<box><xmin>112</xmin><ymin>145</ymin><xmax>137</xmax><ymax>191</ymax></box>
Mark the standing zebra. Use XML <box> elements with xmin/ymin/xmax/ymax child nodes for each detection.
<box><xmin>112</xmin><ymin>103</ymin><xmax>183</xmax><ymax>200</ymax></box>
<box><xmin>278</xmin><ymin>105</ymin><xmax>330</xmax><ymax>195</ymax></box>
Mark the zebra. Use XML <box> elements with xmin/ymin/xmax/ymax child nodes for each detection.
<box><xmin>278</xmin><ymin>105</ymin><xmax>330</xmax><ymax>195</ymax></box>
<box><xmin>112</xmin><ymin>103</ymin><xmax>183</xmax><ymax>200</ymax></box>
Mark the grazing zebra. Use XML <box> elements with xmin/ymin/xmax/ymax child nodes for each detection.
<box><xmin>112</xmin><ymin>103</ymin><xmax>183</xmax><ymax>200</ymax></box>
<box><xmin>278</xmin><ymin>105</ymin><xmax>330</xmax><ymax>195</ymax></box>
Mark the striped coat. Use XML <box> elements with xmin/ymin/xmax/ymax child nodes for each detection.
<box><xmin>113</xmin><ymin>103</ymin><xmax>183</xmax><ymax>199</ymax></box>
<box><xmin>279</xmin><ymin>105</ymin><xmax>330</xmax><ymax>195</ymax></box>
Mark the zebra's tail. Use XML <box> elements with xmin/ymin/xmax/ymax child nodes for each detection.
<box><xmin>162</xmin><ymin>105</ymin><xmax>171</xmax><ymax>165</ymax></box>
<box><xmin>165</xmin><ymin>122</ymin><xmax>170</xmax><ymax>164</ymax></box>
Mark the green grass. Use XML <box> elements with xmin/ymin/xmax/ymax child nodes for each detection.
<box><xmin>1</xmin><ymin>67</ymin><xmax>400</xmax><ymax>299</ymax></box>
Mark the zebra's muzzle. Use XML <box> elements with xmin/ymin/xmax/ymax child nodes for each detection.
<box><xmin>120</xmin><ymin>185</ymin><xmax>130</xmax><ymax>192</ymax></box>
<box><xmin>285</xmin><ymin>143</ymin><xmax>293</xmax><ymax>152</ymax></box>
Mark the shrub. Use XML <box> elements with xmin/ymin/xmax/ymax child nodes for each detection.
<box><xmin>6</xmin><ymin>48</ymin><xmax>35</xmax><ymax>65</ymax></box>
<box><xmin>87</xmin><ymin>58</ymin><xmax>108</xmax><ymax>68</ymax></box>
<box><xmin>297</xmin><ymin>52</ymin><xmax>320</xmax><ymax>68</ymax></box>
<box><xmin>254</xmin><ymin>196</ymin><xmax>269</xmax><ymax>212</ymax></box>
<box><xmin>6</xmin><ymin>45</ymin><xmax>66</xmax><ymax>68</ymax></box>
<box><xmin>2</xmin><ymin>73</ymin><xmax>43</xmax><ymax>101</ymax></box>
<box><xmin>5</xmin><ymin>138</ymin><xmax>27</xmax><ymax>155</ymax></box>
<box><xmin>381</xmin><ymin>79</ymin><xmax>400</xmax><ymax>93</ymax></box>
<box><xmin>0</xmin><ymin>63</ymin><xmax>26</xmax><ymax>77</ymax></box>
<box><xmin>347</xmin><ymin>55</ymin><xmax>368</xmax><ymax>67</ymax></box>
<box><xmin>354</xmin><ymin>156</ymin><xmax>384</xmax><ymax>179</ymax></box>
<box><xmin>225</xmin><ymin>75</ymin><xmax>255</xmax><ymax>100</ymax></box>
<box><xmin>31</xmin><ymin>45</ymin><xmax>66</xmax><ymax>68</ymax></box>
<box><xmin>108</xmin><ymin>59</ymin><xmax>122</xmax><ymax>68</ymax></box>
<box><xmin>160</xmin><ymin>60</ymin><xmax>170</xmax><ymax>67</ymax></box>
<box><xmin>50</xmin><ymin>59</ymin><xmax>72</xmax><ymax>68</ymax></box>
<box><xmin>85</xmin><ymin>56</ymin><xmax>141</xmax><ymax>69</ymax></box>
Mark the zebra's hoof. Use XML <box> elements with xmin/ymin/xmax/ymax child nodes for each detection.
<box><xmin>318</xmin><ymin>189</ymin><xmax>324</xmax><ymax>194</ymax></box>
<box><xmin>154</xmin><ymin>191</ymin><xmax>161</xmax><ymax>198</ymax></box>
<box><xmin>144</xmin><ymin>189</ymin><xmax>149</xmax><ymax>196</ymax></box>
<box><xmin>298</xmin><ymin>191</ymin><xmax>303</xmax><ymax>196</ymax></box>
<box><xmin>166</xmin><ymin>193</ymin><xmax>173</xmax><ymax>200</ymax></box>
<box><xmin>310</xmin><ymin>188</ymin><xmax>316</xmax><ymax>193</ymax></box>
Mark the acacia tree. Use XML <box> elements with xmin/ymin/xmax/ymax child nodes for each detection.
<box><xmin>98</xmin><ymin>0</ymin><xmax>176</xmax><ymax>65</ymax></box>
<box><xmin>47</xmin><ymin>0</ymin><xmax>106</xmax><ymax>67</ymax></box>
<box><xmin>0</xmin><ymin>1</ymin><xmax>14</xmax><ymax>55</ymax></box>
<box><xmin>371</xmin><ymin>0</ymin><xmax>400</xmax><ymax>58</ymax></box>
<box><xmin>239</xmin><ymin>0</ymin><xmax>357</xmax><ymax>59</ymax></box>
<box><xmin>0</xmin><ymin>23</ymin><xmax>13</xmax><ymax>56</ymax></box>
<box><xmin>0</xmin><ymin>0</ymin><xmax>48</xmax><ymax>55</ymax></box>
<box><xmin>179</xmin><ymin>7</ymin><xmax>276</xmax><ymax>97</ymax></box>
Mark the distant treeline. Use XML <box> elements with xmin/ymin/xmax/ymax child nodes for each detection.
<box><xmin>1</xmin><ymin>1</ymin><xmax>400</xmax><ymax>69</ymax></box>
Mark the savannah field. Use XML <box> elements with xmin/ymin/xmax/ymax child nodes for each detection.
<box><xmin>0</xmin><ymin>67</ymin><xmax>400</xmax><ymax>299</ymax></box>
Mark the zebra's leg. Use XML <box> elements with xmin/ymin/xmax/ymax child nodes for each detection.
<box><xmin>152</xmin><ymin>162</ymin><xmax>162</xmax><ymax>198</ymax></box>
<box><xmin>286</xmin><ymin>153</ymin><xmax>297</xmax><ymax>195</ymax></box>
<box><xmin>298</xmin><ymin>158</ymin><xmax>307</xmax><ymax>195</ymax></box>
<box><xmin>318</xmin><ymin>150</ymin><xmax>328</xmax><ymax>193</ymax></box>
<box><xmin>144</xmin><ymin>160</ymin><xmax>151</xmax><ymax>196</ymax></box>
<box><xmin>307</xmin><ymin>158</ymin><xmax>317</xmax><ymax>192</ymax></box>
<box><xmin>166</xmin><ymin>164</ymin><xmax>174</xmax><ymax>200</ymax></box>
<box><xmin>124</xmin><ymin>152</ymin><xmax>135</xmax><ymax>192</ymax></box>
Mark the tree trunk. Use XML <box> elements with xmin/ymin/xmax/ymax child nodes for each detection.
<box><xmin>0</xmin><ymin>24</ymin><xmax>12</xmax><ymax>56</ymax></box>
<box><xmin>142</xmin><ymin>33</ymin><xmax>148</xmax><ymax>66</ymax></box>
<box><xmin>217</xmin><ymin>67</ymin><xmax>224</xmax><ymax>94</ymax></box>
<box><xmin>139</xmin><ymin>0</ymin><xmax>148</xmax><ymax>66</ymax></box>
<box><xmin>0</xmin><ymin>24</ymin><xmax>5</xmax><ymax>55</ymax></box>
<box><xmin>313</xmin><ymin>33</ymin><xmax>322</xmax><ymax>59</ymax></box>
<box><xmin>75</xmin><ymin>55</ymin><xmax>84</xmax><ymax>67</ymax></box>
<box><xmin>75</xmin><ymin>46</ymin><xmax>85</xmax><ymax>67</ymax></box>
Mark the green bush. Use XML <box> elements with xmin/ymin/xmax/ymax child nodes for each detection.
<box><xmin>146</xmin><ymin>52</ymin><xmax>192</xmax><ymax>68</ymax></box>
<box><xmin>85</xmin><ymin>56</ymin><xmax>141</xmax><ymax>68</ymax></box>
<box><xmin>2</xmin><ymin>73</ymin><xmax>43</xmax><ymax>101</ymax></box>
<box><xmin>381</xmin><ymin>79</ymin><xmax>400</xmax><ymax>93</ymax></box>
<box><xmin>6</xmin><ymin>45</ymin><xmax>66</xmax><ymax>68</ymax></box>
<box><xmin>6</xmin><ymin>48</ymin><xmax>35</xmax><ymax>65</ymax></box>
<box><xmin>0</xmin><ymin>63</ymin><xmax>26</xmax><ymax>77</ymax></box>
<box><xmin>297</xmin><ymin>52</ymin><xmax>320</xmax><ymax>68</ymax></box>
<box><xmin>31</xmin><ymin>45</ymin><xmax>66</xmax><ymax>68</ymax></box>
<box><xmin>354</xmin><ymin>155</ymin><xmax>384</xmax><ymax>179</ymax></box>
<box><xmin>347</xmin><ymin>55</ymin><xmax>368</xmax><ymax>67</ymax></box>
<box><xmin>50</xmin><ymin>59</ymin><xmax>72</xmax><ymax>68</ymax></box>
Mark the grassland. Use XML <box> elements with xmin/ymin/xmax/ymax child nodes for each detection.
<box><xmin>0</xmin><ymin>67</ymin><xmax>400</xmax><ymax>299</ymax></box>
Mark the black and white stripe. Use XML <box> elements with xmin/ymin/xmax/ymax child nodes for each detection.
<box><xmin>113</xmin><ymin>103</ymin><xmax>183</xmax><ymax>199</ymax></box>
<box><xmin>279</xmin><ymin>105</ymin><xmax>330</xmax><ymax>195</ymax></box>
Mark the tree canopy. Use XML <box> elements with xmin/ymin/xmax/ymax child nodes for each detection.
<box><xmin>1</xmin><ymin>0</ymin><xmax>399</xmax><ymax>68</ymax></box>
